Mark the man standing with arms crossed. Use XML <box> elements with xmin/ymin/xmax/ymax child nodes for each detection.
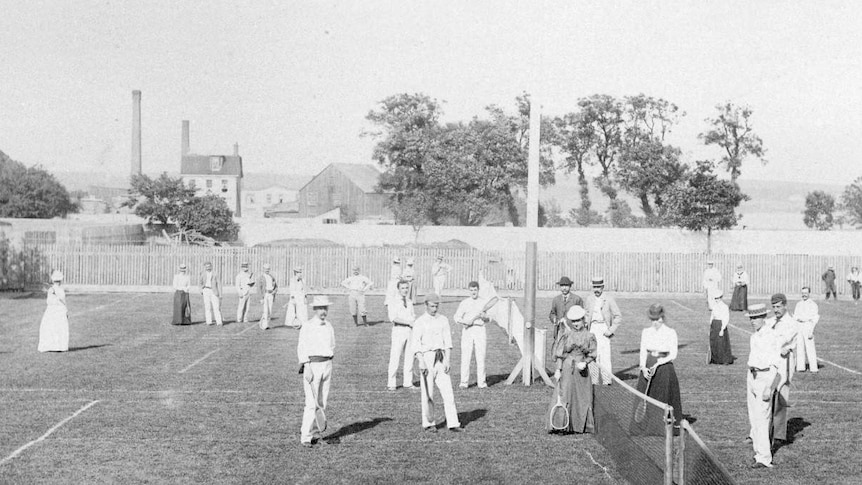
<box><xmin>412</xmin><ymin>293</ymin><xmax>462</xmax><ymax>432</ymax></box>
<box><xmin>548</xmin><ymin>276</ymin><xmax>582</xmax><ymax>341</ymax></box>
<box><xmin>199</xmin><ymin>261</ymin><xmax>223</xmax><ymax>326</ymax></box>
<box><xmin>454</xmin><ymin>281</ymin><xmax>498</xmax><ymax>389</ymax></box>
<box><xmin>794</xmin><ymin>286</ymin><xmax>820</xmax><ymax>373</ymax></box>
<box><xmin>341</xmin><ymin>266</ymin><xmax>372</xmax><ymax>326</ymax></box>
<box><xmin>258</xmin><ymin>263</ymin><xmax>278</xmax><ymax>330</ymax></box>
<box><xmin>583</xmin><ymin>277</ymin><xmax>622</xmax><ymax>385</ymax></box>
<box><xmin>387</xmin><ymin>280</ymin><xmax>416</xmax><ymax>391</ymax></box>
<box><xmin>767</xmin><ymin>293</ymin><xmax>800</xmax><ymax>447</ymax></box>
<box><xmin>235</xmin><ymin>262</ymin><xmax>255</xmax><ymax>324</ymax></box>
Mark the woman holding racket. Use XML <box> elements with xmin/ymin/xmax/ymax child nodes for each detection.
<box><xmin>632</xmin><ymin>304</ymin><xmax>682</xmax><ymax>435</ymax></box>
<box><xmin>547</xmin><ymin>305</ymin><xmax>597</xmax><ymax>434</ymax></box>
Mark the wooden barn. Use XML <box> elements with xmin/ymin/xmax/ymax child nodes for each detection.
<box><xmin>297</xmin><ymin>163</ymin><xmax>393</xmax><ymax>222</ymax></box>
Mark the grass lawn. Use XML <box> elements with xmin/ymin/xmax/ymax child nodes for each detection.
<box><xmin>1</xmin><ymin>291</ymin><xmax>860</xmax><ymax>484</ymax></box>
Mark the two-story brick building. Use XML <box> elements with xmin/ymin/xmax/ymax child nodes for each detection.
<box><xmin>179</xmin><ymin>120</ymin><xmax>244</xmax><ymax>216</ymax></box>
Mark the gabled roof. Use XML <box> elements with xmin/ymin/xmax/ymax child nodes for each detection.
<box><xmin>300</xmin><ymin>163</ymin><xmax>383</xmax><ymax>193</ymax></box>
<box><xmin>181</xmin><ymin>155</ymin><xmax>243</xmax><ymax>177</ymax></box>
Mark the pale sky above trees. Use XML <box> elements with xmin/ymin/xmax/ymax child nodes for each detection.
<box><xmin>1</xmin><ymin>1</ymin><xmax>860</xmax><ymax>185</ymax></box>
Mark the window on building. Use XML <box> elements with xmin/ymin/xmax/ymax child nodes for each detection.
<box><xmin>221</xmin><ymin>179</ymin><xmax>229</xmax><ymax>193</ymax></box>
<box><xmin>210</xmin><ymin>156</ymin><xmax>223</xmax><ymax>172</ymax></box>
<box><xmin>307</xmin><ymin>191</ymin><xmax>317</xmax><ymax>206</ymax></box>
<box><xmin>206</xmin><ymin>179</ymin><xmax>213</xmax><ymax>189</ymax></box>
<box><xmin>188</xmin><ymin>179</ymin><xmax>196</xmax><ymax>190</ymax></box>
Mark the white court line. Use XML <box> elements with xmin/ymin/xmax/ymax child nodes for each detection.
<box><xmin>69</xmin><ymin>293</ymin><xmax>148</xmax><ymax>317</ymax></box>
<box><xmin>0</xmin><ymin>400</ymin><xmax>100</xmax><ymax>466</ymax></box>
<box><xmin>178</xmin><ymin>349</ymin><xmax>221</xmax><ymax>374</ymax></box>
<box><xmin>234</xmin><ymin>324</ymin><xmax>257</xmax><ymax>336</ymax></box>
<box><xmin>670</xmin><ymin>300</ymin><xmax>862</xmax><ymax>375</ymax></box>
<box><xmin>585</xmin><ymin>450</ymin><xmax>614</xmax><ymax>481</ymax></box>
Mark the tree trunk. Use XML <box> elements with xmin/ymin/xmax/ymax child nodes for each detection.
<box><xmin>639</xmin><ymin>192</ymin><xmax>654</xmax><ymax>217</ymax></box>
<box><xmin>706</xmin><ymin>226</ymin><xmax>712</xmax><ymax>254</ymax></box>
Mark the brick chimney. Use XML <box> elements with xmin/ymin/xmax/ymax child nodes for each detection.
<box><xmin>181</xmin><ymin>120</ymin><xmax>190</xmax><ymax>157</ymax></box>
<box><xmin>233</xmin><ymin>142</ymin><xmax>239</xmax><ymax>157</ymax></box>
<box><xmin>131</xmin><ymin>90</ymin><xmax>142</xmax><ymax>175</ymax></box>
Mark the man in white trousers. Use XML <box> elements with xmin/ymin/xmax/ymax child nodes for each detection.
<box><xmin>286</xmin><ymin>267</ymin><xmax>308</xmax><ymax>328</ymax></box>
<box><xmin>199</xmin><ymin>261</ymin><xmax>223</xmax><ymax>326</ymax></box>
<box><xmin>297</xmin><ymin>295</ymin><xmax>335</xmax><ymax>447</ymax></box>
<box><xmin>235</xmin><ymin>262</ymin><xmax>255</xmax><ymax>323</ymax></box>
<box><xmin>412</xmin><ymin>293</ymin><xmax>462</xmax><ymax>432</ymax></box>
<box><xmin>387</xmin><ymin>280</ymin><xmax>416</xmax><ymax>390</ymax></box>
<box><xmin>767</xmin><ymin>293</ymin><xmax>800</xmax><ymax>446</ymax></box>
<box><xmin>454</xmin><ymin>281</ymin><xmax>498</xmax><ymax>389</ymax></box>
<box><xmin>431</xmin><ymin>255</ymin><xmax>453</xmax><ymax>296</ymax></box>
<box><xmin>745</xmin><ymin>303</ymin><xmax>781</xmax><ymax>469</ymax></box>
<box><xmin>258</xmin><ymin>264</ymin><xmax>278</xmax><ymax>330</ymax></box>
<box><xmin>583</xmin><ymin>276</ymin><xmax>622</xmax><ymax>385</ymax></box>
<box><xmin>793</xmin><ymin>286</ymin><xmax>820</xmax><ymax>373</ymax></box>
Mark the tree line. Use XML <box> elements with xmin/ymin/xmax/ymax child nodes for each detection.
<box><xmin>804</xmin><ymin>181</ymin><xmax>862</xmax><ymax>231</ymax></box>
<box><xmin>366</xmin><ymin>92</ymin><xmax>764</xmax><ymax>238</ymax></box>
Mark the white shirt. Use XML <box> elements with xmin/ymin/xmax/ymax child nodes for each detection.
<box><xmin>173</xmin><ymin>273</ymin><xmax>190</xmax><ymax>292</ymax></box>
<box><xmin>204</xmin><ymin>271</ymin><xmax>214</xmax><ymax>288</ymax></box>
<box><xmin>454</xmin><ymin>296</ymin><xmax>488</xmax><ymax>326</ymax></box>
<box><xmin>639</xmin><ymin>324</ymin><xmax>678</xmax><ymax>369</ymax></box>
<box><xmin>703</xmin><ymin>267</ymin><xmax>721</xmax><ymax>290</ymax></box>
<box><xmin>848</xmin><ymin>271</ymin><xmax>861</xmax><ymax>284</ymax></box>
<box><xmin>289</xmin><ymin>276</ymin><xmax>307</xmax><ymax>300</ymax></box>
<box><xmin>411</xmin><ymin>313</ymin><xmax>453</xmax><ymax>353</ymax></box>
<box><xmin>591</xmin><ymin>295</ymin><xmax>606</xmax><ymax>323</ymax></box>
<box><xmin>793</xmin><ymin>299</ymin><xmax>820</xmax><ymax>325</ymax></box>
<box><xmin>432</xmin><ymin>262</ymin><xmax>452</xmax><ymax>277</ymax></box>
<box><xmin>748</xmin><ymin>325</ymin><xmax>781</xmax><ymax>370</ymax></box>
<box><xmin>342</xmin><ymin>274</ymin><xmax>372</xmax><ymax>292</ymax></box>
<box><xmin>389</xmin><ymin>264</ymin><xmax>402</xmax><ymax>280</ymax></box>
<box><xmin>296</xmin><ymin>315</ymin><xmax>335</xmax><ymax>363</ymax></box>
<box><xmin>235</xmin><ymin>271</ymin><xmax>253</xmax><ymax>294</ymax></box>
<box><xmin>402</xmin><ymin>266</ymin><xmax>415</xmax><ymax>282</ymax></box>
<box><xmin>387</xmin><ymin>296</ymin><xmax>416</xmax><ymax>326</ymax></box>
<box><xmin>733</xmin><ymin>271</ymin><xmax>750</xmax><ymax>286</ymax></box>
<box><xmin>710</xmin><ymin>300</ymin><xmax>730</xmax><ymax>330</ymax></box>
<box><xmin>263</xmin><ymin>273</ymin><xmax>276</xmax><ymax>292</ymax></box>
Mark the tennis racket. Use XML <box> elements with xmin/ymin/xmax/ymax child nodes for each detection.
<box><xmin>420</xmin><ymin>368</ymin><xmax>434</xmax><ymax>407</ymax></box>
<box><xmin>549</xmin><ymin>384</ymin><xmax>569</xmax><ymax>431</ymax></box>
<box><xmin>634</xmin><ymin>368</ymin><xmax>654</xmax><ymax>424</ymax></box>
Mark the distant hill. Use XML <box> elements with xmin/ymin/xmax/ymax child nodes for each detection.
<box><xmin>540</xmin><ymin>173</ymin><xmax>846</xmax><ymax>231</ymax></box>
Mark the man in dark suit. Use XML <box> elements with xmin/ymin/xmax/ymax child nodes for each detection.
<box><xmin>549</xmin><ymin>276</ymin><xmax>582</xmax><ymax>340</ymax></box>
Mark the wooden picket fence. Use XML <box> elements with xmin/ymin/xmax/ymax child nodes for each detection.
<box><xmin>15</xmin><ymin>244</ymin><xmax>862</xmax><ymax>296</ymax></box>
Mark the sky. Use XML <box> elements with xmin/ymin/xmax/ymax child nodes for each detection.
<box><xmin>1</xmin><ymin>1</ymin><xmax>861</xmax><ymax>185</ymax></box>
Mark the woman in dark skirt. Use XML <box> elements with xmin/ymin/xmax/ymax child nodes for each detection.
<box><xmin>631</xmin><ymin>304</ymin><xmax>682</xmax><ymax>436</ymax></box>
<box><xmin>730</xmin><ymin>264</ymin><xmax>749</xmax><ymax>311</ymax></box>
<box><xmin>548</xmin><ymin>305</ymin><xmax>597</xmax><ymax>434</ymax></box>
<box><xmin>171</xmin><ymin>263</ymin><xmax>192</xmax><ymax>325</ymax></box>
<box><xmin>708</xmin><ymin>289</ymin><xmax>733</xmax><ymax>364</ymax></box>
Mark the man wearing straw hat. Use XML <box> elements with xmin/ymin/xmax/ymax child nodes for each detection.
<box><xmin>257</xmin><ymin>263</ymin><xmax>278</xmax><ymax>330</ymax></box>
<box><xmin>341</xmin><ymin>265</ymin><xmax>372</xmax><ymax>326</ymax></box>
<box><xmin>285</xmin><ymin>266</ymin><xmax>308</xmax><ymax>328</ymax></box>
<box><xmin>235</xmin><ymin>262</ymin><xmax>255</xmax><ymax>324</ymax></box>
<box><xmin>297</xmin><ymin>295</ymin><xmax>336</xmax><ymax>447</ymax></box>
<box><xmin>199</xmin><ymin>261</ymin><xmax>223</xmax><ymax>326</ymax></box>
<box><xmin>745</xmin><ymin>303</ymin><xmax>781</xmax><ymax>469</ymax></box>
<box><xmin>583</xmin><ymin>276</ymin><xmax>622</xmax><ymax>386</ymax></box>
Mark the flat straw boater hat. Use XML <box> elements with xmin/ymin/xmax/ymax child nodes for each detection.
<box><xmin>311</xmin><ymin>295</ymin><xmax>332</xmax><ymax>307</ymax></box>
<box><xmin>50</xmin><ymin>270</ymin><xmax>64</xmax><ymax>282</ymax></box>
<box><xmin>747</xmin><ymin>303</ymin><xmax>768</xmax><ymax>318</ymax></box>
<box><xmin>591</xmin><ymin>276</ymin><xmax>605</xmax><ymax>287</ymax></box>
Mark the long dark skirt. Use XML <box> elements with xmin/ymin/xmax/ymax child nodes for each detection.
<box><xmin>708</xmin><ymin>319</ymin><xmax>733</xmax><ymax>364</ymax></box>
<box><xmin>729</xmin><ymin>285</ymin><xmax>748</xmax><ymax>311</ymax></box>
<box><xmin>547</xmin><ymin>358</ymin><xmax>594</xmax><ymax>434</ymax></box>
<box><xmin>630</xmin><ymin>356</ymin><xmax>682</xmax><ymax>436</ymax></box>
<box><xmin>171</xmin><ymin>290</ymin><xmax>191</xmax><ymax>325</ymax></box>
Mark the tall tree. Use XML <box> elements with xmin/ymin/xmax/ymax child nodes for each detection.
<box><xmin>699</xmin><ymin>102</ymin><xmax>766</xmax><ymax>183</ymax></box>
<box><xmin>661</xmin><ymin>161</ymin><xmax>749</xmax><ymax>253</ymax></box>
<box><xmin>554</xmin><ymin>111</ymin><xmax>602</xmax><ymax>226</ymax></box>
<box><xmin>123</xmin><ymin>173</ymin><xmax>196</xmax><ymax>224</ymax></box>
<box><xmin>803</xmin><ymin>190</ymin><xmax>837</xmax><ymax>230</ymax></box>
<box><xmin>840</xmin><ymin>176</ymin><xmax>862</xmax><ymax>229</ymax></box>
<box><xmin>578</xmin><ymin>94</ymin><xmax>624</xmax><ymax>201</ymax></box>
<box><xmin>0</xmin><ymin>151</ymin><xmax>78</xmax><ymax>218</ymax></box>
<box><xmin>174</xmin><ymin>194</ymin><xmax>239</xmax><ymax>241</ymax></box>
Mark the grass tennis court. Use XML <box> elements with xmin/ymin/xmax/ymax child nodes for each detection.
<box><xmin>2</xmin><ymin>292</ymin><xmax>860</xmax><ymax>484</ymax></box>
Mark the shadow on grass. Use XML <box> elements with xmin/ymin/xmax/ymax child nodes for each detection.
<box><xmin>486</xmin><ymin>374</ymin><xmax>510</xmax><ymax>386</ymax></box>
<box><xmin>614</xmin><ymin>365</ymin><xmax>640</xmax><ymax>381</ymax></box>
<box><xmin>773</xmin><ymin>417</ymin><xmax>811</xmax><ymax>454</ymax></box>
<box><xmin>68</xmin><ymin>344</ymin><xmax>111</xmax><ymax>352</ymax></box>
<box><xmin>324</xmin><ymin>417</ymin><xmax>393</xmax><ymax>444</ymax></box>
<box><xmin>362</xmin><ymin>320</ymin><xmax>386</xmax><ymax>327</ymax></box>
<box><xmin>457</xmin><ymin>408</ymin><xmax>487</xmax><ymax>428</ymax></box>
<box><xmin>0</xmin><ymin>291</ymin><xmax>42</xmax><ymax>300</ymax></box>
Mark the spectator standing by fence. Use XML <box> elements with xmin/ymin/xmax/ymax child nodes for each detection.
<box><xmin>341</xmin><ymin>266</ymin><xmax>372</xmax><ymax>326</ymax></box>
<box><xmin>403</xmin><ymin>258</ymin><xmax>417</xmax><ymax>303</ymax></box>
<box><xmin>549</xmin><ymin>276</ymin><xmax>582</xmax><ymax>341</ymax></box>
<box><xmin>822</xmin><ymin>265</ymin><xmax>837</xmax><ymax>301</ymax></box>
<box><xmin>258</xmin><ymin>264</ymin><xmax>278</xmax><ymax>330</ymax></box>
<box><xmin>730</xmin><ymin>264</ymin><xmax>749</xmax><ymax>311</ymax></box>
<box><xmin>199</xmin><ymin>262</ymin><xmax>223</xmax><ymax>326</ymax></box>
<box><xmin>235</xmin><ymin>262</ymin><xmax>254</xmax><ymax>324</ymax></box>
<box><xmin>431</xmin><ymin>255</ymin><xmax>452</xmax><ymax>296</ymax></box>
<box><xmin>387</xmin><ymin>280</ymin><xmax>416</xmax><ymax>391</ymax></box>
<box><xmin>285</xmin><ymin>267</ymin><xmax>308</xmax><ymax>328</ymax></box>
<box><xmin>583</xmin><ymin>277</ymin><xmax>621</xmax><ymax>386</ymax></box>
<box><xmin>38</xmin><ymin>270</ymin><xmax>69</xmax><ymax>352</ymax></box>
<box><xmin>847</xmin><ymin>267</ymin><xmax>861</xmax><ymax>304</ymax></box>
<box><xmin>702</xmin><ymin>261</ymin><xmax>722</xmax><ymax>310</ymax></box>
<box><xmin>384</xmin><ymin>257</ymin><xmax>402</xmax><ymax>308</ymax></box>
<box><xmin>794</xmin><ymin>287</ymin><xmax>820</xmax><ymax>373</ymax></box>
<box><xmin>708</xmin><ymin>288</ymin><xmax>733</xmax><ymax>365</ymax></box>
<box><xmin>171</xmin><ymin>263</ymin><xmax>191</xmax><ymax>325</ymax></box>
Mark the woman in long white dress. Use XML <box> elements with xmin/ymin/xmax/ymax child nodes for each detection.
<box><xmin>38</xmin><ymin>270</ymin><xmax>69</xmax><ymax>352</ymax></box>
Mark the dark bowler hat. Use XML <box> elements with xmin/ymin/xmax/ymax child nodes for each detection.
<box><xmin>557</xmin><ymin>276</ymin><xmax>573</xmax><ymax>286</ymax></box>
<box><xmin>591</xmin><ymin>277</ymin><xmax>605</xmax><ymax>287</ymax></box>
<box><xmin>747</xmin><ymin>303</ymin><xmax>768</xmax><ymax>318</ymax></box>
<box><xmin>648</xmin><ymin>303</ymin><xmax>664</xmax><ymax>320</ymax></box>
<box><xmin>771</xmin><ymin>293</ymin><xmax>787</xmax><ymax>305</ymax></box>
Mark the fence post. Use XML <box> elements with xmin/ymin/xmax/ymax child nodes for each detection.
<box><xmin>665</xmin><ymin>408</ymin><xmax>674</xmax><ymax>485</ymax></box>
<box><xmin>678</xmin><ymin>419</ymin><xmax>687</xmax><ymax>485</ymax></box>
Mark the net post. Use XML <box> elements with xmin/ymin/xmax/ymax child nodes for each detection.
<box><xmin>678</xmin><ymin>419</ymin><xmax>687</xmax><ymax>485</ymax></box>
<box><xmin>522</xmin><ymin>241</ymin><xmax>536</xmax><ymax>385</ymax></box>
<box><xmin>664</xmin><ymin>408</ymin><xmax>674</xmax><ymax>485</ymax></box>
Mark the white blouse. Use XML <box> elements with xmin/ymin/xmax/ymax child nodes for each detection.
<box><xmin>639</xmin><ymin>324</ymin><xmax>678</xmax><ymax>369</ymax></box>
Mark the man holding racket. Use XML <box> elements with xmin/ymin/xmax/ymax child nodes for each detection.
<box><xmin>454</xmin><ymin>281</ymin><xmax>498</xmax><ymax>389</ymax></box>
<box><xmin>746</xmin><ymin>303</ymin><xmax>782</xmax><ymax>469</ymax></box>
<box><xmin>297</xmin><ymin>295</ymin><xmax>336</xmax><ymax>447</ymax></box>
<box><xmin>411</xmin><ymin>293</ymin><xmax>462</xmax><ymax>433</ymax></box>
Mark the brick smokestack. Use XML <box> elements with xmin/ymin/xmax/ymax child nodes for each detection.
<box><xmin>233</xmin><ymin>142</ymin><xmax>239</xmax><ymax>156</ymax></box>
<box><xmin>181</xmin><ymin>120</ymin><xmax>190</xmax><ymax>157</ymax></box>
<box><xmin>131</xmin><ymin>90</ymin><xmax>142</xmax><ymax>175</ymax></box>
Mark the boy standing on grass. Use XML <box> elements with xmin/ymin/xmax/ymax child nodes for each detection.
<box><xmin>297</xmin><ymin>296</ymin><xmax>335</xmax><ymax>448</ymax></box>
<box><xmin>199</xmin><ymin>261</ymin><xmax>223</xmax><ymax>326</ymax></box>
<box><xmin>454</xmin><ymin>281</ymin><xmax>497</xmax><ymax>389</ymax></box>
<box><xmin>387</xmin><ymin>280</ymin><xmax>416</xmax><ymax>390</ymax></box>
<box><xmin>341</xmin><ymin>266</ymin><xmax>372</xmax><ymax>326</ymax></box>
<box><xmin>411</xmin><ymin>293</ymin><xmax>462</xmax><ymax>432</ymax></box>
<box><xmin>745</xmin><ymin>304</ymin><xmax>781</xmax><ymax>469</ymax></box>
